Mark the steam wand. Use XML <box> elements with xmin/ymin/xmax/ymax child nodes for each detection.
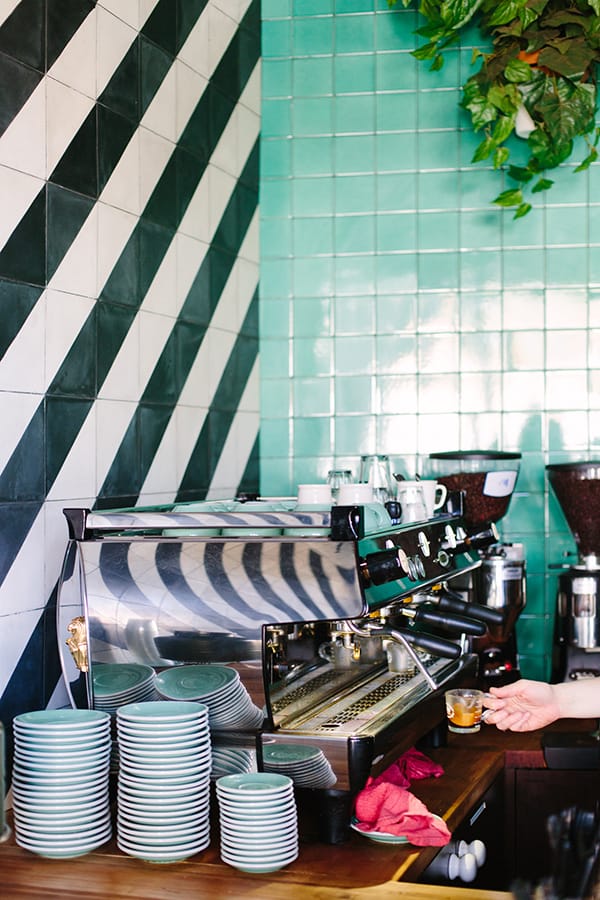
<box><xmin>345</xmin><ymin>619</ymin><xmax>439</xmax><ymax>691</ymax></box>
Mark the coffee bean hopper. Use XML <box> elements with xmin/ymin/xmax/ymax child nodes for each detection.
<box><xmin>423</xmin><ymin>451</ymin><xmax>526</xmax><ymax>687</ymax></box>
<box><xmin>56</xmin><ymin>497</ymin><xmax>503</xmax><ymax>843</ymax></box>
<box><xmin>547</xmin><ymin>461</ymin><xmax>600</xmax><ymax>682</ymax></box>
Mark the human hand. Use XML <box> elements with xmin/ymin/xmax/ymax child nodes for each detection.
<box><xmin>482</xmin><ymin>679</ymin><xmax>561</xmax><ymax>732</ymax></box>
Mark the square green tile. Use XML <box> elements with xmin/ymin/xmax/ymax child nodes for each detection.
<box><xmin>376</xmin><ymin>334</ymin><xmax>417</xmax><ymax>373</ymax></box>
<box><xmin>335</xmin><ymin>174</ymin><xmax>376</xmax><ymax>213</ymax></box>
<box><xmin>294</xmin><ymin>377</ymin><xmax>332</xmax><ymax>415</ymax></box>
<box><xmin>293</xmin><ymin>136</ymin><xmax>334</xmax><ymax>175</ymax></box>
<box><xmin>376</xmin><ymin>294</ymin><xmax>417</xmax><ymax>332</ymax></box>
<box><xmin>334</xmin><ymin>413</ymin><xmax>376</xmax><ymax>454</ymax></box>
<box><xmin>261</xmin><ymin>217</ymin><xmax>292</xmax><ymax>258</ymax></box>
<box><xmin>262</xmin><ymin>58</ymin><xmax>292</xmax><ymax>98</ymax></box>
<box><xmin>334</xmin><ymin>334</ymin><xmax>375</xmax><ymax>374</ymax></box>
<box><xmin>293</xmin><ymin>216</ymin><xmax>334</xmax><ymax>255</ymax></box>
<box><xmin>293</xmin><ymin>97</ymin><xmax>334</xmax><ymax>135</ymax></box>
<box><xmin>335</xmin><ymin>94</ymin><xmax>375</xmax><ymax>134</ymax></box>
<box><xmin>334</xmin><ymin>215</ymin><xmax>375</xmax><ymax>253</ymax></box>
<box><xmin>293</xmin><ymin>256</ymin><xmax>334</xmax><ymax>295</ymax></box>
<box><xmin>262</xmin><ymin>19</ymin><xmax>292</xmax><ymax>57</ymax></box>
<box><xmin>260</xmin><ymin>258</ymin><xmax>292</xmax><ymax>298</ymax></box>
<box><xmin>377</xmin><ymin>374</ymin><xmax>418</xmax><ymax>413</ymax></box>
<box><xmin>334</xmin><ymin>13</ymin><xmax>375</xmax><ymax>53</ymax></box>
<box><xmin>292</xmin><ymin>175</ymin><xmax>335</xmax><ymax>215</ymax></box>
<box><xmin>417</xmin><ymin>212</ymin><xmax>459</xmax><ymax>251</ymax></box>
<box><xmin>293</xmin><ymin>336</ymin><xmax>333</xmax><ymax>376</ymax></box>
<box><xmin>377</xmin><ymin>212</ymin><xmax>417</xmax><ymax>252</ymax></box>
<box><xmin>335</xmin><ymin>253</ymin><xmax>377</xmax><ymax>294</ymax></box>
<box><xmin>335</xmin><ymin>374</ymin><xmax>372</xmax><ymax>413</ymax></box>
<box><xmin>293</xmin><ymin>16</ymin><xmax>334</xmax><ymax>55</ymax></box>
<box><xmin>460</xmin><ymin>251</ymin><xmax>502</xmax><ymax>291</ymax></box>
<box><xmin>376</xmin><ymin>51</ymin><xmax>418</xmax><ymax>92</ymax></box>
<box><xmin>293</xmin><ymin>415</ymin><xmax>333</xmax><ymax>455</ymax></box>
<box><xmin>292</xmin><ymin>56</ymin><xmax>333</xmax><ymax>96</ymax></box>
<box><xmin>460</xmin><ymin>332</ymin><xmax>501</xmax><ymax>371</ymax></box>
<box><xmin>260</xmin><ymin>139</ymin><xmax>292</xmax><ymax>178</ymax></box>
<box><xmin>334</xmin><ymin>134</ymin><xmax>375</xmax><ymax>174</ymax></box>
<box><xmin>335</xmin><ymin>54</ymin><xmax>375</xmax><ymax>94</ymax></box>
<box><xmin>260</xmin><ymin>298</ymin><xmax>291</xmax><ymax>339</ymax></box>
<box><xmin>261</xmin><ymin>99</ymin><xmax>292</xmax><ymax>138</ymax></box>
<box><xmin>333</xmin><ymin>294</ymin><xmax>375</xmax><ymax>334</ymax></box>
<box><xmin>376</xmin><ymin>93</ymin><xmax>418</xmax><ymax>136</ymax></box>
<box><xmin>417</xmin><ymin>251</ymin><xmax>459</xmax><ymax>290</ymax></box>
<box><xmin>460</xmin><ymin>292</ymin><xmax>502</xmax><ymax>331</ymax></box>
<box><xmin>260</xmin><ymin>179</ymin><xmax>292</xmax><ymax>217</ymax></box>
<box><xmin>293</xmin><ymin>296</ymin><xmax>332</xmax><ymax>336</ymax></box>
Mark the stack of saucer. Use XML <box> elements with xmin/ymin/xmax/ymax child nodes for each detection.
<box><xmin>155</xmin><ymin>665</ymin><xmax>264</xmax><ymax>731</ymax></box>
<box><xmin>11</xmin><ymin>709</ymin><xmax>112</xmax><ymax>858</ymax></box>
<box><xmin>211</xmin><ymin>745</ymin><xmax>256</xmax><ymax>779</ymax></box>
<box><xmin>116</xmin><ymin>700</ymin><xmax>211</xmax><ymax>863</ymax></box>
<box><xmin>92</xmin><ymin>663</ymin><xmax>156</xmax><ymax>716</ymax></box>
<box><xmin>92</xmin><ymin>662</ymin><xmax>157</xmax><ymax>773</ymax></box>
<box><xmin>262</xmin><ymin>743</ymin><xmax>337</xmax><ymax>788</ymax></box>
<box><xmin>216</xmin><ymin>773</ymin><xmax>298</xmax><ymax>873</ymax></box>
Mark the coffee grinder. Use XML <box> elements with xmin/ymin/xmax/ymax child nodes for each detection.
<box><xmin>547</xmin><ymin>461</ymin><xmax>600</xmax><ymax>682</ymax></box>
<box><xmin>425</xmin><ymin>451</ymin><xmax>526</xmax><ymax>687</ymax></box>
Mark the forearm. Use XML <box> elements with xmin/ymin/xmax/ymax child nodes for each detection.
<box><xmin>553</xmin><ymin>679</ymin><xmax>600</xmax><ymax>719</ymax></box>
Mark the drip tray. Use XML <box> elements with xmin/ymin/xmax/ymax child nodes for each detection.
<box><xmin>283</xmin><ymin>657</ymin><xmax>449</xmax><ymax>737</ymax></box>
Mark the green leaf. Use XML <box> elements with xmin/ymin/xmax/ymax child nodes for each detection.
<box><xmin>485</xmin><ymin>0</ymin><xmax>523</xmax><ymax>27</ymax></box>
<box><xmin>430</xmin><ymin>53</ymin><xmax>444</xmax><ymax>70</ymax></box>
<box><xmin>574</xmin><ymin>147</ymin><xmax>598</xmax><ymax>171</ymax></box>
<box><xmin>488</xmin><ymin>83</ymin><xmax>521</xmax><ymax>115</ymax></box>
<box><xmin>531</xmin><ymin>177</ymin><xmax>554</xmax><ymax>192</ymax></box>
<box><xmin>493</xmin><ymin>188</ymin><xmax>524</xmax><ymax>206</ymax></box>
<box><xmin>514</xmin><ymin>202</ymin><xmax>532</xmax><ymax>218</ymax></box>
<box><xmin>507</xmin><ymin>164</ymin><xmax>534</xmax><ymax>182</ymax></box>
<box><xmin>472</xmin><ymin>137</ymin><xmax>496</xmax><ymax>161</ymax></box>
<box><xmin>494</xmin><ymin>146</ymin><xmax>511</xmax><ymax>167</ymax></box>
<box><xmin>504</xmin><ymin>58</ymin><xmax>534</xmax><ymax>83</ymax></box>
<box><xmin>538</xmin><ymin>43</ymin><xmax>596</xmax><ymax>80</ymax></box>
<box><xmin>413</xmin><ymin>42</ymin><xmax>440</xmax><ymax>61</ymax></box>
<box><xmin>492</xmin><ymin>114</ymin><xmax>516</xmax><ymax>144</ymax></box>
<box><xmin>587</xmin><ymin>0</ymin><xmax>600</xmax><ymax>15</ymax></box>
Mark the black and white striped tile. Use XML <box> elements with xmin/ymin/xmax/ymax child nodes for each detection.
<box><xmin>0</xmin><ymin>0</ymin><xmax>260</xmax><ymax>735</ymax></box>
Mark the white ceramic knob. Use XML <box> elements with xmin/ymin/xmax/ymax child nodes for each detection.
<box><xmin>448</xmin><ymin>851</ymin><xmax>478</xmax><ymax>882</ymax></box>
<box><xmin>466</xmin><ymin>839</ymin><xmax>487</xmax><ymax>868</ymax></box>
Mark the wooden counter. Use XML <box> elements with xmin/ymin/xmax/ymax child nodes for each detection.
<box><xmin>1</xmin><ymin>722</ymin><xmax>592</xmax><ymax>899</ymax></box>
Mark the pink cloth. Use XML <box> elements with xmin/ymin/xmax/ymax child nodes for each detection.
<box><xmin>353</xmin><ymin>748</ymin><xmax>451</xmax><ymax>847</ymax></box>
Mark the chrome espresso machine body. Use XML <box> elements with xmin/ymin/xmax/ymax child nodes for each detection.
<box><xmin>57</xmin><ymin>498</ymin><xmax>500</xmax><ymax>841</ymax></box>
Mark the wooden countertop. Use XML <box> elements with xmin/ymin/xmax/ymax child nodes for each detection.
<box><xmin>3</xmin><ymin>721</ymin><xmax>592</xmax><ymax>899</ymax></box>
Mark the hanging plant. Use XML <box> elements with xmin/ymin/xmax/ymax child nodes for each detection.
<box><xmin>387</xmin><ymin>0</ymin><xmax>600</xmax><ymax>217</ymax></box>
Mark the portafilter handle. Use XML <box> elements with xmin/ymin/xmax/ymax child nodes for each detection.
<box><xmin>401</xmin><ymin>602</ymin><xmax>487</xmax><ymax>637</ymax></box>
<box><xmin>436</xmin><ymin>587</ymin><xmax>506</xmax><ymax>628</ymax></box>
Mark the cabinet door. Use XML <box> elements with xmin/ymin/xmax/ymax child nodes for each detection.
<box><xmin>513</xmin><ymin>769</ymin><xmax>600</xmax><ymax>883</ymax></box>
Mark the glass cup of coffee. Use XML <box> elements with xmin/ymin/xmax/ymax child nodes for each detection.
<box><xmin>445</xmin><ymin>688</ymin><xmax>484</xmax><ymax>734</ymax></box>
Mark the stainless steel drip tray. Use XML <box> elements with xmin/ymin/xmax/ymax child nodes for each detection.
<box><xmin>273</xmin><ymin>657</ymin><xmax>452</xmax><ymax>738</ymax></box>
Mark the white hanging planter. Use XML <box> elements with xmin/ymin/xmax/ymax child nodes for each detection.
<box><xmin>515</xmin><ymin>103</ymin><xmax>536</xmax><ymax>139</ymax></box>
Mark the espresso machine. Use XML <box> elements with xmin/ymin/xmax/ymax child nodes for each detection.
<box><xmin>547</xmin><ymin>461</ymin><xmax>600</xmax><ymax>682</ymax></box>
<box><xmin>56</xmin><ymin>496</ymin><xmax>503</xmax><ymax>842</ymax></box>
<box><xmin>425</xmin><ymin>451</ymin><xmax>526</xmax><ymax>687</ymax></box>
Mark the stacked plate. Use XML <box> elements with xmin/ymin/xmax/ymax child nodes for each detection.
<box><xmin>262</xmin><ymin>743</ymin><xmax>337</xmax><ymax>789</ymax></box>
<box><xmin>216</xmin><ymin>773</ymin><xmax>298</xmax><ymax>873</ymax></box>
<box><xmin>211</xmin><ymin>745</ymin><xmax>256</xmax><ymax>779</ymax></box>
<box><xmin>155</xmin><ymin>665</ymin><xmax>264</xmax><ymax>731</ymax></box>
<box><xmin>116</xmin><ymin>700</ymin><xmax>211</xmax><ymax>863</ymax></box>
<box><xmin>92</xmin><ymin>663</ymin><xmax>156</xmax><ymax>716</ymax></box>
<box><xmin>11</xmin><ymin>709</ymin><xmax>112</xmax><ymax>859</ymax></box>
<box><xmin>92</xmin><ymin>662</ymin><xmax>157</xmax><ymax>773</ymax></box>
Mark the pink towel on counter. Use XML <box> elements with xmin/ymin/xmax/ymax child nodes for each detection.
<box><xmin>353</xmin><ymin>748</ymin><xmax>451</xmax><ymax>847</ymax></box>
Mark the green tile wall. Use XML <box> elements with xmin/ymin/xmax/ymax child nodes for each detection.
<box><xmin>259</xmin><ymin>0</ymin><xmax>600</xmax><ymax>680</ymax></box>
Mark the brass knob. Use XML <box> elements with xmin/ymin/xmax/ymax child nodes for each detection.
<box><xmin>66</xmin><ymin>615</ymin><xmax>89</xmax><ymax>672</ymax></box>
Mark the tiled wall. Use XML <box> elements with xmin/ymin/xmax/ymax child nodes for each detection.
<box><xmin>259</xmin><ymin>0</ymin><xmax>600</xmax><ymax>680</ymax></box>
<box><xmin>0</xmin><ymin>0</ymin><xmax>260</xmax><ymax>735</ymax></box>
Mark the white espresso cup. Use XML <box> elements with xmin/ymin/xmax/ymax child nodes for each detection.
<box><xmin>418</xmin><ymin>480</ymin><xmax>448</xmax><ymax>518</ymax></box>
<box><xmin>337</xmin><ymin>483</ymin><xmax>374</xmax><ymax>505</ymax></box>
<box><xmin>296</xmin><ymin>484</ymin><xmax>332</xmax><ymax>506</ymax></box>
